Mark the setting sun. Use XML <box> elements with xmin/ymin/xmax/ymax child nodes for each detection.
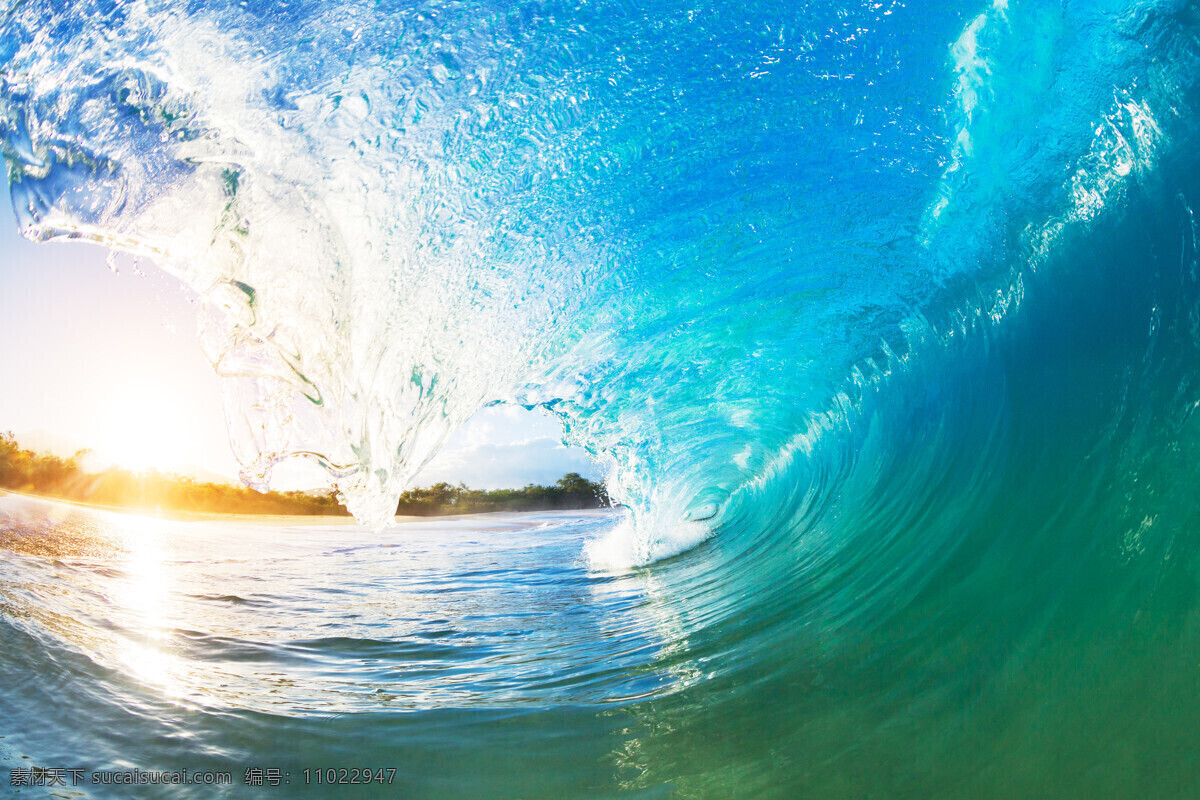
<box><xmin>92</xmin><ymin>379</ymin><xmax>194</xmax><ymax>473</ymax></box>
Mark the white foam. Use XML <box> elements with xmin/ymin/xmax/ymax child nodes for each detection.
<box><xmin>584</xmin><ymin>516</ymin><xmax>713</xmax><ymax>572</ymax></box>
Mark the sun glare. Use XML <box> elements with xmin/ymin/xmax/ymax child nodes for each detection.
<box><xmin>94</xmin><ymin>379</ymin><xmax>188</xmax><ymax>473</ymax></box>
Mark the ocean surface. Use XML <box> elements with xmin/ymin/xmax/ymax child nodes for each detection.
<box><xmin>6</xmin><ymin>0</ymin><xmax>1200</xmax><ymax>796</ymax></box>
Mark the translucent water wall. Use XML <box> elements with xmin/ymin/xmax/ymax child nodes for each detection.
<box><xmin>3</xmin><ymin>0</ymin><xmax>1199</xmax><ymax>564</ymax></box>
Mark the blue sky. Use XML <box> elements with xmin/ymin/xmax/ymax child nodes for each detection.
<box><xmin>0</xmin><ymin>205</ymin><xmax>601</xmax><ymax>490</ymax></box>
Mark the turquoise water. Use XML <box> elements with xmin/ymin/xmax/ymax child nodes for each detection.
<box><xmin>4</xmin><ymin>454</ymin><xmax>1200</xmax><ymax>799</ymax></box>
<box><xmin>6</xmin><ymin>0</ymin><xmax>1200</xmax><ymax>795</ymax></box>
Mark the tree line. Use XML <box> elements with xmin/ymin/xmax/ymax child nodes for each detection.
<box><xmin>0</xmin><ymin>431</ymin><xmax>346</xmax><ymax>515</ymax></box>
<box><xmin>0</xmin><ymin>431</ymin><xmax>608</xmax><ymax>517</ymax></box>
<box><xmin>394</xmin><ymin>472</ymin><xmax>609</xmax><ymax>516</ymax></box>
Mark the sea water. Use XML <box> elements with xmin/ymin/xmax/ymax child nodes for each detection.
<box><xmin>6</xmin><ymin>0</ymin><xmax>1200</xmax><ymax>795</ymax></box>
<box><xmin>1</xmin><ymin>497</ymin><xmax>672</xmax><ymax>797</ymax></box>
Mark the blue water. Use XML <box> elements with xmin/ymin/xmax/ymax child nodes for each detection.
<box><xmin>1</xmin><ymin>500</ymin><xmax>665</xmax><ymax>797</ymax></box>
<box><xmin>6</xmin><ymin>0</ymin><xmax>1200</xmax><ymax>795</ymax></box>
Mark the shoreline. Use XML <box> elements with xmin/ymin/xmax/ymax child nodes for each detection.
<box><xmin>0</xmin><ymin>488</ymin><xmax>616</xmax><ymax>527</ymax></box>
<box><xmin>0</xmin><ymin>487</ymin><xmax>359</xmax><ymax>525</ymax></box>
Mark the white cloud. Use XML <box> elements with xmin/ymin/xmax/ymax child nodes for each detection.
<box><xmin>411</xmin><ymin>406</ymin><xmax>602</xmax><ymax>488</ymax></box>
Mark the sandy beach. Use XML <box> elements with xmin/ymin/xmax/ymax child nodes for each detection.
<box><xmin>0</xmin><ymin>488</ymin><xmax>429</xmax><ymax>525</ymax></box>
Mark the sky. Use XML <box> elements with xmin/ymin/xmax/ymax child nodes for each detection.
<box><xmin>0</xmin><ymin>204</ymin><xmax>601</xmax><ymax>490</ymax></box>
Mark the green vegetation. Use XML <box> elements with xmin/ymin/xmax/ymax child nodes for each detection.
<box><xmin>395</xmin><ymin>473</ymin><xmax>609</xmax><ymax>516</ymax></box>
<box><xmin>0</xmin><ymin>431</ymin><xmax>346</xmax><ymax>516</ymax></box>
<box><xmin>0</xmin><ymin>432</ymin><xmax>609</xmax><ymax>518</ymax></box>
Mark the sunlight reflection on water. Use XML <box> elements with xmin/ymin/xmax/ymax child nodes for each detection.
<box><xmin>0</xmin><ymin>495</ymin><xmax>685</xmax><ymax>715</ymax></box>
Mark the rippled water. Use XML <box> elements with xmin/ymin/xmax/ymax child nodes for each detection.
<box><xmin>1</xmin><ymin>497</ymin><xmax>681</xmax><ymax>797</ymax></box>
<box><xmin>8</xmin><ymin>0</ymin><xmax>1200</xmax><ymax>795</ymax></box>
<box><xmin>7</xmin><ymin>452</ymin><xmax>1200</xmax><ymax>799</ymax></box>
